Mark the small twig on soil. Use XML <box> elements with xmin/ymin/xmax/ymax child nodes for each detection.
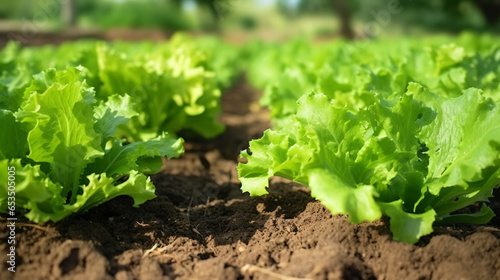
<box><xmin>144</xmin><ymin>246</ymin><xmax>192</xmax><ymax>274</ymax></box>
<box><xmin>136</xmin><ymin>221</ymin><xmax>149</xmax><ymax>227</ymax></box>
<box><xmin>204</xmin><ymin>197</ymin><xmax>211</xmax><ymax>216</ymax></box>
<box><xmin>142</xmin><ymin>243</ymin><xmax>159</xmax><ymax>258</ymax></box>
<box><xmin>192</xmin><ymin>225</ymin><xmax>203</xmax><ymax>237</ymax></box>
<box><xmin>0</xmin><ymin>217</ymin><xmax>49</xmax><ymax>231</ymax></box>
<box><xmin>16</xmin><ymin>222</ymin><xmax>50</xmax><ymax>231</ymax></box>
<box><xmin>241</xmin><ymin>264</ymin><xmax>312</xmax><ymax>280</ymax></box>
<box><xmin>209</xmin><ymin>244</ymin><xmax>219</xmax><ymax>257</ymax></box>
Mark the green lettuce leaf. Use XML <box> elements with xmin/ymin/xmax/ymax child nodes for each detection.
<box><xmin>0</xmin><ymin>110</ymin><xmax>28</xmax><ymax>160</ymax></box>
<box><xmin>0</xmin><ymin>160</ymin><xmax>159</xmax><ymax>223</ymax></box>
<box><xmin>0</xmin><ymin>159</ymin><xmax>67</xmax><ymax>223</ymax></box>
<box><xmin>93</xmin><ymin>94</ymin><xmax>139</xmax><ymax>147</ymax></box>
<box><xmin>96</xmin><ymin>40</ymin><xmax>224</xmax><ymax>140</ymax></box>
<box><xmin>65</xmin><ymin>171</ymin><xmax>156</xmax><ymax>215</ymax></box>
<box><xmin>85</xmin><ymin>132</ymin><xmax>184</xmax><ymax>177</ymax></box>
<box><xmin>1</xmin><ymin>66</ymin><xmax>184</xmax><ymax>223</ymax></box>
<box><xmin>239</xmin><ymin>87</ymin><xmax>500</xmax><ymax>243</ymax></box>
<box><xmin>15</xmin><ymin>67</ymin><xmax>103</xmax><ymax>199</ymax></box>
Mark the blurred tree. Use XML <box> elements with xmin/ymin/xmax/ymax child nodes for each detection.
<box><xmin>475</xmin><ymin>0</ymin><xmax>500</xmax><ymax>26</ymax></box>
<box><xmin>293</xmin><ymin>0</ymin><xmax>499</xmax><ymax>38</ymax></box>
<box><xmin>199</xmin><ymin>0</ymin><xmax>222</xmax><ymax>19</ymax></box>
<box><xmin>76</xmin><ymin>0</ymin><xmax>193</xmax><ymax>30</ymax></box>
<box><xmin>172</xmin><ymin>0</ymin><xmax>235</xmax><ymax>30</ymax></box>
<box><xmin>385</xmin><ymin>0</ymin><xmax>500</xmax><ymax>32</ymax></box>
<box><xmin>62</xmin><ymin>0</ymin><xmax>76</xmax><ymax>27</ymax></box>
<box><xmin>276</xmin><ymin>0</ymin><xmax>297</xmax><ymax>18</ymax></box>
<box><xmin>333</xmin><ymin>0</ymin><xmax>354</xmax><ymax>39</ymax></box>
<box><xmin>293</xmin><ymin>0</ymin><xmax>357</xmax><ymax>38</ymax></box>
<box><xmin>0</xmin><ymin>0</ymin><xmax>33</xmax><ymax>20</ymax></box>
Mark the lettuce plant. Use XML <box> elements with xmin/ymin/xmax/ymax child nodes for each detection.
<box><xmin>0</xmin><ymin>67</ymin><xmax>184</xmax><ymax>223</ymax></box>
<box><xmin>0</xmin><ymin>36</ymin><xmax>229</xmax><ymax>142</ymax></box>
<box><xmin>244</xmin><ymin>36</ymin><xmax>500</xmax><ymax>130</ymax></box>
<box><xmin>96</xmin><ymin>36</ymin><xmax>224</xmax><ymax>141</ymax></box>
<box><xmin>238</xmin><ymin>84</ymin><xmax>500</xmax><ymax>243</ymax></box>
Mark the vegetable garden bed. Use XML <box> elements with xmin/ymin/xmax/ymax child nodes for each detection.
<box><xmin>0</xmin><ymin>77</ymin><xmax>498</xmax><ymax>280</ymax></box>
<box><xmin>0</xmin><ymin>35</ymin><xmax>500</xmax><ymax>280</ymax></box>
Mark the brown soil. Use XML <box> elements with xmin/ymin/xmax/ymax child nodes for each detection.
<box><xmin>1</xmin><ymin>77</ymin><xmax>500</xmax><ymax>280</ymax></box>
<box><xmin>0</xmin><ymin>28</ymin><xmax>175</xmax><ymax>48</ymax></box>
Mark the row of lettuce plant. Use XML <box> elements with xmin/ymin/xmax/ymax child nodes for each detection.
<box><xmin>0</xmin><ymin>35</ymin><xmax>238</xmax><ymax>222</ymax></box>
<box><xmin>2</xmin><ymin>33</ymin><xmax>499</xmax><ymax>244</ymax></box>
<box><xmin>238</xmin><ymin>33</ymin><xmax>500</xmax><ymax>243</ymax></box>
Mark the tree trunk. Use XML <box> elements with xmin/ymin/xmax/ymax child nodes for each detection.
<box><xmin>207</xmin><ymin>1</ymin><xmax>221</xmax><ymax>32</ymax></box>
<box><xmin>474</xmin><ymin>1</ymin><xmax>500</xmax><ymax>28</ymax></box>
<box><xmin>333</xmin><ymin>0</ymin><xmax>354</xmax><ymax>39</ymax></box>
<box><xmin>61</xmin><ymin>0</ymin><xmax>76</xmax><ymax>27</ymax></box>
